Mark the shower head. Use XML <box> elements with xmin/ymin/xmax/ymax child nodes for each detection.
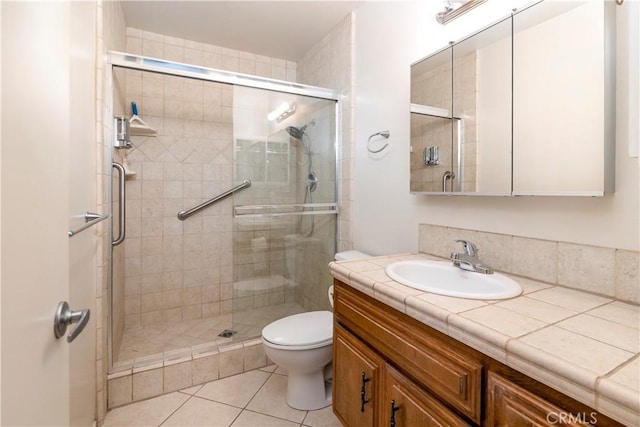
<box><xmin>285</xmin><ymin>126</ymin><xmax>305</xmax><ymax>141</ymax></box>
<box><xmin>285</xmin><ymin>120</ymin><xmax>315</xmax><ymax>141</ymax></box>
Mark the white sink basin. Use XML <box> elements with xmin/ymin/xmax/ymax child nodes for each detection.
<box><xmin>385</xmin><ymin>260</ymin><xmax>522</xmax><ymax>300</ymax></box>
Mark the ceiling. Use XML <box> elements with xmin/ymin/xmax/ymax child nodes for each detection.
<box><xmin>121</xmin><ymin>1</ymin><xmax>364</xmax><ymax>62</ymax></box>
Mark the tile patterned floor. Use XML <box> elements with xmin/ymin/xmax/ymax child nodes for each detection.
<box><xmin>103</xmin><ymin>365</ymin><xmax>343</xmax><ymax>427</ymax></box>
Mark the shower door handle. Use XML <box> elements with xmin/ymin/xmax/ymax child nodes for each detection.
<box><xmin>112</xmin><ymin>162</ymin><xmax>126</xmax><ymax>246</ymax></box>
<box><xmin>54</xmin><ymin>301</ymin><xmax>90</xmax><ymax>343</ymax></box>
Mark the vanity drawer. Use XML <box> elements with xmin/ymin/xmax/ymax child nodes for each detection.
<box><xmin>334</xmin><ymin>281</ymin><xmax>482</xmax><ymax>424</ymax></box>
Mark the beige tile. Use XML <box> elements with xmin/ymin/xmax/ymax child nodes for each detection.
<box><xmin>133</xmin><ymin>368</ymin><xmax>163</xmax><ymax>401</ymax></box>
<box><xmin>103</xmin><ymin>391</ymin><xmax>189</xmax><ymax>426</ymax></box>
<box><xmin>303</xmin><ymin>405</ymin><xmax>344</xmax><ymax>426</ymax></box>
<box><xmin>107</xmin><ymin>375</ymin><xmax>132</xmax><ymax>408</ymax></box>
<box><xmin>231</xmin><ymin>410</ymin><xmax>299</xmax><ymax>426</ymax></box>
<box><xmin>605</xmin><ymin>356</ymin><xmax>640</xmax><ymax>392</ymax></box>
<box><xmin>495</xmin><ymin>296</ymin><xmax>577</xmax><ymax>323</ymax></box>
<box><xmin>163</xmin><ymin>396</ymin><xmax>241</xmax><ymax>426</ymax></box>
<box><xmin>519</xmin><ymin>326</ymin><xmax>634</xmax><ymax>375</ymax></box>
<box><xmin>219</xmin><ymin>346</ymin><xmax>244</xmax><ymax>378</ymax></box>
<box><xmin>418</xmin><ymin>292</ymin><xmax>487</xmax><ymax>313</ymax></box>
<box><xmin>461</xmin><ymin>305</ymin><xmax>547</xmax><ymax>338</ymax></box>
<box><xmin>527</xmin><ymin>286</ymin><xmax>611</xmax><ymax>312</ymax></box>
<box><xmin>513</xmin><ymin>277</ymin><xmax>553</xmax><ymax>294</ymax></box>
<box><xmin>586</xmin><ymin>301</ymin><xmax>640</xmax><ymax>329</ymax></box>
<box><xmin>246</xmin><ymin>373</ymin><xmax>307</xmax><ymax>423</ymax></box>
<box><xmin>196</xmin><ymin>369</ymin><xmax>270</xmax><ymax>408</ymax></box>
<box><xmin>557</xmin><ymin>314</ymin><xmax>639</xmax><ymax>353</ymax></box>
<box><xmin>243</xmin><ymin>342</ymin><xmax>267</xmax><ymax>371</ymax></box>
<box><xmin>405</xmin><ymin>296</ymin><xmax>450</xmax><ymax>334</ymax></box>
<box><xmin>418</xmin><ymin>224</ymin><xmax>450</xmax><ymax>258</ymax></box>
<box><xmin>476</xmin><ymin>231</ymin><xmax>512</xmax><ymax>273</ymax></box>
<box><xmin>558</xmin><ymin>243</ymin><xmax>615</xmax><ymax>296</ymax></box>
<box><xmin>339</xmin><ymin>259</ymin><xmax>380</xmax><ymax>273</ymax></box>
<box><xmin>615</xmin><ymin>250</ymin><xmax>640</xmax><ymax>303</ymax></box>
<box><xmin>192</xmin><ymin>353</ymin><xmax>219</xmax><ymax>385</ymax></box>
<box><xmin>164</xmin><ymin>361</ymin><xmax>193</xmax><ymax>393</ymax></box>
<box><xmin>512</xmin><ymin>237</ymin><xmax>557</xmax><ymax>283</ymax></box>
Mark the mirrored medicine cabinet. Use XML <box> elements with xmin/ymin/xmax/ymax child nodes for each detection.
<box><xmin>410</xmin><ymin>0</ymin><xmax>615</xmax><ymax>196</ymax></box>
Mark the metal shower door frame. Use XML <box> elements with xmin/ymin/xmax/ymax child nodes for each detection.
<box><xmin>106</xmin><ymin>51</ymin><xmax>342</xmax><ymax>372</ymax></box>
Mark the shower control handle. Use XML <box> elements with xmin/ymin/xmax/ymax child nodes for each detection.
<box><xmin>54</xmin><ymin>301</ymin><xmax>90</xmax><ymax>343</ymax></box>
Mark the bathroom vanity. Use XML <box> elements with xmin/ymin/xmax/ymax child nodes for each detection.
<box><xmin>330</xmin><ymin>255</ymin><xmax>639</xmax><ymax>426</ymax></box>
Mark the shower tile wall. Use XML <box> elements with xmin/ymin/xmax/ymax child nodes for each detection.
<box><xmin>119</xmin><ymin>29</ymin><xmax>299</xmax><ymax>350</ymax></box>
<box><xmin>298</xmin><ymin>14</ymin><xmax>354</xmax><ymax>254</ymax></box>
<box><xmin>295</xmin><ymin>14</ymin><xmax>353</xmax><ymax>311</ymax></box>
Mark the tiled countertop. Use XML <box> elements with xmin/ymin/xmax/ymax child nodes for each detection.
<box><xmin>329</xmin><ymin>253</ymin><xmax>640</xmax><ymax>427</ymax></box>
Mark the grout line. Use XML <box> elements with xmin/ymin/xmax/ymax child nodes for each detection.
<box><xmin>158</xmin><ymin>392</ymin><xmax>195</xmax><ymax>427</ymax></box>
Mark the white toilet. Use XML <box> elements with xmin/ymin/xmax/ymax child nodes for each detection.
<box><xmin>261</xmin><ymin>250</ymin><xmax>370</xmax><ymax>410</ymax></box>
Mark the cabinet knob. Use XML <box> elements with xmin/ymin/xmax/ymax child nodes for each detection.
<box><xmin>390</xmin><ymin>399</ymin><xmax>400</xmax><ymax>427</ymax></box>
<box><xmin>360</xmin><ymin>372</ymin><xmax>371</xmax><ymax>412</ymax></box>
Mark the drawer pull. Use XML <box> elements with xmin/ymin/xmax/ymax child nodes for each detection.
<box><xmin>390</xmin><ymin>400</ymin><xmax>400</xmax><ymax>427</ymax></box>
<box><xmin>360</xmin><ymin>372</ymin><xmax>371</xmax><ymax>412</ymax></box>
<box><xmin>459</xmin><ymin>374</ymin><xmax>467</xmax><ymax>397</ymax></box>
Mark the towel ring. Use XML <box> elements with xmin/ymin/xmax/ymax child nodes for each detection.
<box><xmin>367</xmin><ymin>131</ymin><xmax>390</xmax><ymax>153</ymax></box>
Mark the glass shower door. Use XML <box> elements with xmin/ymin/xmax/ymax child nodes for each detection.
<box><xmin>230</xmin><ymin>86</ymin><xmax>338</xmax><ymax>341</ymax></box>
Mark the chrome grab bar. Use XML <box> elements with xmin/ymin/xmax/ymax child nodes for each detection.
<box><xmin>442</xmin><ymin>170</ymin><xmax>455</xmax><ymax>192</ymax></box>
<box><xmin>68</xmin><ymin>212</ymin><xmax>109</xmax><ymax>237</ymax></box>
<box><xmin>178</xmin><ymin>179</ymin><xmax>251</xmax><ymax>221</ymax></box>
<box><xmin>112</xmin><ymin>162</ymin><xmax>126</xmax><ymax>246</ymax></box>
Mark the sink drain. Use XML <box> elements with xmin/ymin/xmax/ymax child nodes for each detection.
<box><xmin>218</xmin><ymin>329</ymin><xmax>236</xmax><ymax>338</ymax></box>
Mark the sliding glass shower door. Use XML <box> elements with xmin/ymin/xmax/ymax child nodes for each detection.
<box><xmin>230</xmin><ymin>87</ymin><xmax>338</xmax><ymax>341</ymax></box>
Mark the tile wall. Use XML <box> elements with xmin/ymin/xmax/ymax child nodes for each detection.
<box><xmin>298</xmin><ymin>13</ymin><xmax>354</xmax><ymax>253</ymax></box>
<box><xmin>107</xmin><ymin>339</ymin><xmax>268</xmax><ymax>409</ymax></box>
<box><xmin>119</xmin><ymin>28</ymin><xmax>300</xmax><ymax>333</ymax></box>
<box><xmin>419</xmin><ymin>224</ymin><xmax>640</xmax><ymax>304</ymax></box>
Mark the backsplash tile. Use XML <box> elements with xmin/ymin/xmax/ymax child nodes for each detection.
<box><xmin>419</xmin><ymin>224</ymin><xmax>639</xmax><ymax>304</ymax></box>
<box><xmin>558</xmin><ymin>243</ymin><xmax>615</xmax><ymax>296</ymax></box>
<box><xmin>511</xmin><ymin>237</ymin><xmax>558</xmax><ymax>284</ymax></box>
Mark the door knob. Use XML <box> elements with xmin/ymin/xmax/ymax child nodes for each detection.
<box><xmin>54</xmin><ymin>301</ymin><xmax>90</xmax><ymax>343</ymax></box>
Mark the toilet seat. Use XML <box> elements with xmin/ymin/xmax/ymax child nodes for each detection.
<box><xmin>262</xmin><ymin>311</ymin><xmax>333</xmax><ymax>350</ymax></box>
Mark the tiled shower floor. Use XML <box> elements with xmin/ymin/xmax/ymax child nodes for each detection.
<box><xmin>116</xmin><ymin>302</ymin><xmax>306</xmax><ymax>364</ymax></box>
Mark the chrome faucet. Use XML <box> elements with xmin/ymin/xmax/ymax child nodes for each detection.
<box><xmin>450</xmin><ymin>240</ymin><xmax>494</xmax><ymax>274</ymax></box>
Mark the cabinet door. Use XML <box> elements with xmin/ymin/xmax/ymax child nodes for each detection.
<box><xmin>333</xmin><ymin>325</ymin><xmax>383</xmax><ymax>427</ymax></box>
<box><xmin>383</xmin><ymin>365</ymin><xmax>470</xmax><ymax>427</ymax></box>
<box><xmin>486</xmin><ymin>372</ymin><xmax>589</xmax><ymax>427</ymax></box>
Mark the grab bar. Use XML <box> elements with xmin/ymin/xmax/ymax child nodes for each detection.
<box><xmin>68</xmin><ymin>212</ymin><xmax>109</xmax><ymax>237</ymax></box>
<box><xmin>112</xmin><ymin>162</ymin><xmax>126</xmax><ymax>246</ymax></box>
<box><xmin>178</xmin><ymin>179</ymin><xmax>251</xmax><ymax>220</ymax></box>
<box><xmin>442</xmin><ymin>170</ymin><xmax>455</xmax><ymax>192</ymax></box>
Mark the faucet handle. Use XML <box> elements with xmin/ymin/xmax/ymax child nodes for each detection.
<box><xmin>454</xmin><ymin>240</ymin><xmax>477</xmax><ymax>256</ymax></box>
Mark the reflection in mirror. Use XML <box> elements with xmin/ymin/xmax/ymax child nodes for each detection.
<box><xmin>410</xmin><ymin>16</ymin><xmax>511</xmax><ymax>195</ymax></box>
<box><xmin>410</xmin><ymin>47</ymin><xmax>453</xmax><ymax>192</ymax></box>
<box><xmin>452</xmin><ymin>17</ymin><xmax>511</xmax><ymax>194</ymax></box>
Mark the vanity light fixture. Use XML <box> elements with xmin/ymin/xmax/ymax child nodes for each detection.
<box><xmin>436</xmin><ymin>0</ymin><xmax>487</xmax><ymax>25</ymax></box>
<box><xmin>267</xmin><ymin>102</ymin><xmax>296</xmax><ymax>123</ymax></box>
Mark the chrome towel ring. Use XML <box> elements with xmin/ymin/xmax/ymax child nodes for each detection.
<box><xmin>367</xmin><ymin>131</ymin><xmax>390</xmax><ymax>153</ymax></box>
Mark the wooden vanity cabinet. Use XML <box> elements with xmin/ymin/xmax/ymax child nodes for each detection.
<box><xmin>332</xmin><ymin>280</ymin><xmax>624</xmax><ymax>427</ymax></box>
<box><xmin>333</xmin><ymin>325</ymin><xmax>383</xmax><ymax>427</ymax></box>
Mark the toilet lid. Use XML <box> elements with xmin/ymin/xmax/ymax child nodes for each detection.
<box><xmin>262</xmin><ymin>311</ymin><xmax>333</xmax><ymax>347</ymax></box>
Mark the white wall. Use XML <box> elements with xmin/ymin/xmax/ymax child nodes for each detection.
<box><xmin>353</xmin><ymin>0</ymin><xmax>639</xmax><ymax>254</ymax></box>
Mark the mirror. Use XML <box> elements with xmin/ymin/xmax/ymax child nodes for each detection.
<box><xmin>410</xmin><ymin>0</ymin><xmax>614</xmax><ymax>196</ymax></box>
<box><xmin>512</xmin><ymin>1</ymin><xmax>614</xmax><ymax>196</ymax></box>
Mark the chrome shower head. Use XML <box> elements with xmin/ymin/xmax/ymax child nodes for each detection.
<box><xmin>285</xmin><ymin>126</ymin><xmax>305</xmax><ymax>141</ymax></box>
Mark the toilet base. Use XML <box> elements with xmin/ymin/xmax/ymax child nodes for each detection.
<box><xmin>286</xmin><ymin>370</ymin><xmax>332</xmax><ymax>410</ymax></box>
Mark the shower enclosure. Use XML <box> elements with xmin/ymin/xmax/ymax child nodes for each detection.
<box><xmin>108</xmin><ymin>53</ymin><xmax>339</xmax><ymax>370</ymax></box>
